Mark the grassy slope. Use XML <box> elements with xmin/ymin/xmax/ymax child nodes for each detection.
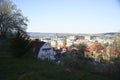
<box><xmin>0</xmin><ymin>57</ymin><xmax>111</xmax><ymax>80</ymax></box>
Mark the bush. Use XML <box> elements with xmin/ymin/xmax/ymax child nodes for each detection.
<box><xmin>10</xmin><ymin>31</ymin><xmax>32</xmax><ymax>57</ymax></box>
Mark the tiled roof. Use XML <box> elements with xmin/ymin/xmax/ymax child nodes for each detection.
<box><xmin>88</xmin><ymin>43</ymin><xmax>104</xmax><ymax>51</ymax></box>
<box><xmin>60</xmin><ymin>46</ymin><xmax>70</xmax><ymax>52</ymax></box>
<box><xmin>86</xmin><ymin>43</ymin><xmax>104</xmax><ymax>52</ymax></box>
<box><xmin>33</xmin><ymin>39</ymin><xmax>45</xmax><ymax>56</ymax></box>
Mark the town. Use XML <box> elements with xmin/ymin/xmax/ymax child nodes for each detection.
<box><xmin>1</xmin><ymin>0</ymin><xmax>120</xmax><ymax>80</ymax></box>
<box><xmin>29</xmin><ymin>32</ymin><xmax>119</xmax><ymax>63</ymax></box>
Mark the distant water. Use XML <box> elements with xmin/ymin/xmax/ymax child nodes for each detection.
<box><xmin>28</xmin><ymin>32</ymin><xmax>55</xmax><ymax>38</ymax></box>
<box><xmin>28</xmin><ymin>32</ymin><xmax>116</xmax><ymax>39</ymax></box>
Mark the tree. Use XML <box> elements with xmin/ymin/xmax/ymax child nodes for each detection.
<box><xmin>77</xmin><ymin>44</ymin><xmax>86</xmax><ymax>53</ymax></box>
<box><xmin>70</xmin><ymin>43</ymin><xmax>87</xmax><ymax>56</ymax></box>
<box><xmin>0</xmin><ymin>0</ymin><xmax>28</xmax><ymax>40</ymax></box>
<box><xmin>63</xmin><ymin>38</ymin><xmax>67</xmax><ymax>46</ymax></box>
<box><xmin>0</xmin><ymin>0</ymin><xmax>30</xmax><ymax>57</ymax></box>
<box><xmin>113</xmin><ymin>32</ymin><xmax>120</xmax><ymax>56</ymax></box>
<box><xmin>111</xmin><ymin>32</ymin><xmax>120</xmax><ymax>80</ymax></box>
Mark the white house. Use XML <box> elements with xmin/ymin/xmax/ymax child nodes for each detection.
<box><xmin>50</xmin><ymin>40</ymin><xmax>57</xmax><ymax>47</ymax></box>
<box><xmin>61</xmin><ymin>48</ymin><xmax>67</xmax><ymax>54</ymax></box>
<box><xmin>33</xmin><ymin>39</ymin><xmax>56</xmax><ymax>60</ymax></box>
<box><xmin>38</xmin><ymin>42</ymin><xmax>56</xmax><ymax>60</ymax></box>
<box><xmin>66</xmin><ymin>39</ymin><xmax>73</xmax><ymax>46</ymax></box>
<box><xmin>57</xmin><ymin>40</ymin><xmax>64</xmax><ymax>46</ymax></box>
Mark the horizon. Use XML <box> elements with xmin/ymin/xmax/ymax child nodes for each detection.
<box><xmin>27</xmin><ymin>31</ymin><xmax>117</xmax><ymax>34</ymax></box>
<box><xmin>13</xmin><ymin>0</ymin><xmax>120</xmax><ymax>33</ymax></box>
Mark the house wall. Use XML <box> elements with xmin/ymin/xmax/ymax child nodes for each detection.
<box><xmin>38</xmin><ymin>43</ymin><xmax>56</xmax><ymax>60</ymax></box>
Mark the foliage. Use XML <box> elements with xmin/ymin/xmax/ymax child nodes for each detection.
<box><xmin>0</xmin><ymin>57</ymin><xmax>111</xmax><ymax>80</ymax></box>
<box><xmin>111</xmin><ymin>32</ymin><xmax>120</xmax><ymax>80</ymax></box>
<box><xmin>11</xmin><ymin>31</ymin><xmax>32</xmax><ymax>57</ymax></box>
<box><xmin>0</xmin><ymin>0</ymin><xmax>28</xmax><ymax>40</ymax></box>
<box><xmin>70</xmin><ymin>43</ymin><xmax>87</xmax><ymax>57</ymax></box>
<box><xmin>63</xmin><ymin>38</ymin><xmax>67</xmax><ymax>46</ymax></box>
<box><xmin>70</xmin><ymin>49</ymin><xmax>78</xmax><ymax>54</ymax></box>
<box><xmin>77</xmin><ymin>43</ymin><xmax>87</xmax><ymax>56</ymax></box>
<box><xmin>113</xmin><ymin>32</ymin><xmax>120</xmax><ymax>54</ymax></box>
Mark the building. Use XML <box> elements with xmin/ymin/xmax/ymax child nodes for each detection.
<box><xmin>85</xmin><ymin>42</ymin><xmax>104</xmax><ymax>62</ymax></box>
<box><xmin>33</xmin><ymin>39</ymin><xmax>56</xmax><ymax>60</ymax></box>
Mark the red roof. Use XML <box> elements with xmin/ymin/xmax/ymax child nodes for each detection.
<box><xmin>86</xmin><ymin>43</ymin><xmax>104</xmax><ymax>52</ymax></box>
<box><xmin>33</xmin><ymin>39</ymin><xmax>45</xmax><ymax>56</ymax></box>
<box><xmin>77</xmin><ymin>37</ymin><xmax>85</xmax><ymax>41</ymax></box>
<box><xmin>60</xmin><ymin>46</ymin><xmax>70</xmax><ymax>52</ymax></box>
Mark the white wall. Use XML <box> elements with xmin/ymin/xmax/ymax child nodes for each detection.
<box><xmin>38</xmin><ymin>43</ymin><xmax>56</xmax><ymax>60</ymax></box>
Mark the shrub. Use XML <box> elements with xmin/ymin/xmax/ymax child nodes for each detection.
<box><xmin>11</xmin><ymin>31</ymin><xmax>32</xmax><ymax>57</ymax></box>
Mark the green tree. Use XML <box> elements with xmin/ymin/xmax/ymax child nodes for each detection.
<box><xmin>77</xmin><ymin>44</ymin><xmax>86</xmax><ymax>53</ymax></box>
<box><xmin>0</xmin><ymin>0</ymin><xmax>28</xmax><ymax>40</ymax></box>
<box><xmin>0</xmin><ymin>0</ymin><xmax>30</xmax><ymax>57</ymax></box>
<box><xmin>63</xmin><ymin>38</ymin><xmax>67</xmax><ymax>46</ymax></box>
<box><xmin>70</xmin><ymin>43</ymin><xmax>87</xmax><ymax>57</ymax></box>
<box><xmin>110</xmin><ymin>32</ymin><xmax>120</xmax><ymax>80</ymax></box>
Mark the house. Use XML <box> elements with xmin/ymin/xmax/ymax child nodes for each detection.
<box><xmin>61</xmin><ymin>48</ymin><xmax>67</xmax><ymax>54</ymax></box>
<box><xmin>66</xmin><ymin>39</ymin><xmax>73</xmax><ymax>46</ymax></box>
<box><xmin>85</xmin><ymin>42</ymin><xmax>104</xmax><ymax>62</ymax></box>
<box><xmin>50</xmin><ymin>40</ymin><xmax>57</xmax><ymax>47</ymax></box>
<box><xmin>55</xmin><ymin>45</ymin><xmax>70</xmax><ymax>54</ymax></box>
<box><xmin>55</xmin><ymin>38</ymin><xmax>64</xmax><ymax>47</ymax></box>
<box><xmin>33</xmin><ymin>39</ymin><xmax>56</xmax><ymax>60</ymax></box>
<box><xmin>76</xmin><ymin>36</ymin><xmax>85</xmax><ymax>41</ymax></box>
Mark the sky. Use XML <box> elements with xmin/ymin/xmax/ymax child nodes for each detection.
<box><xmin>12</xmin><ymin>0</ymin><xmax>120</xmax><ymax>33</ymax></box>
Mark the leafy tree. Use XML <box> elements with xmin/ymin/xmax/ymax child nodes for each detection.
<box><xmin>0</xmin><ymin>0</ymin><xmax>28</xmax><ymax>40</ymax></box>
<box><xmin>113</xmin><ymin>32</ymin><xmax>120</xmax><ymax>55</ymax></box>
<box><xmin>63</xmin><ymin>38</ymin><xmax>67</xmax><ymax>46</ymax></box>
<box><xmin>70</xmin><ymin>43</ymin><xmax>87</xmax><ymax>57</ymax></box>
<box><xmin>109</xmin><ymin>32</ymin><xmax>120</xmax><ymax>80</ymax></box>
<box><xmin>77</xmin><ymin>44</ymin><xmax>86</xmax><ymax>54</ymax></box>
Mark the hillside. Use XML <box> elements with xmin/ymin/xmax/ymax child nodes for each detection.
<box><xmin>0</xmin><ymin>57</ymin><xmax>111</xmax><ymax>80</ymax></box>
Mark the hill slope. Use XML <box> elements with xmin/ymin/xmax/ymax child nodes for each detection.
<box><xmin>0</xmin><ymin>57</ymin><xmax>111</xmax><ymax>80</ymax></box>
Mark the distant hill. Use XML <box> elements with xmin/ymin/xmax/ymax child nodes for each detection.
<box><xmin>103</xmin><ymin>32</ymin><xmax>116</xmax><ymax>35</ymax></box>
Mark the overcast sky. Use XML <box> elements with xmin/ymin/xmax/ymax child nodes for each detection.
<box><xmin>13</xmin><ymin>0</ymin><xmax>120</xmax><ymax>33</ymax></box>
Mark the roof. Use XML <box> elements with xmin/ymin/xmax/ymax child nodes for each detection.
<box><xmin>86</xmin><ymin>42</ymin><xmax>104</xmax><ymax>52</ymax></box>
<box><xmin>33</xmin><ymin>39</ymin><xmax>45</xmax><ymax>56</ymax></box>
<box><xmin>76</xmin><ymin>37</ymin><xmax>85</xmax><ymax>41</ymax></box>
<box><xmin>59</xmin><ymin>46</ymin><xmax>70</xmax><ymax>52</ymax></box>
